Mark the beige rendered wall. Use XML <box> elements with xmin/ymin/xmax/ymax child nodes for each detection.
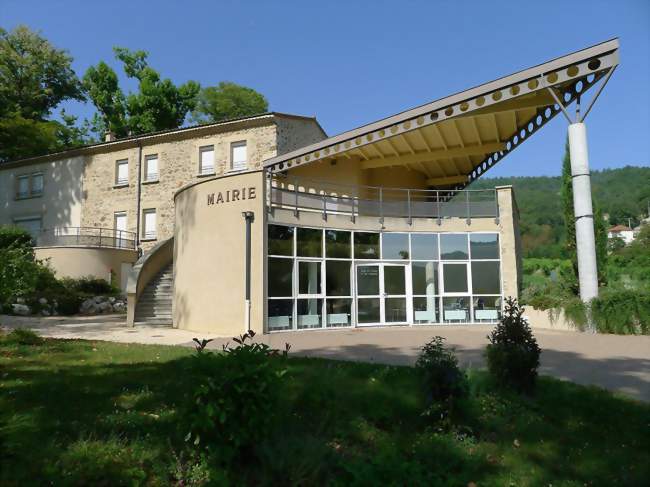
<box><xmin>283</xmin><ymin>159</ymin><xmax>429</xmax><ymax>198</ymax></box>
<box><xmin>0</xmin><ymin>156</ymin><xmax>84</xmax><ymax>229</ymax></box>
<box><xmin>35</xmin><ymin>246</ymin><xmax>138</xmax><ymax>290</ymax></box>
<box><xmin>81</xmin><ymin>122</ymin><xmax>278</xmax><ymax>253</ymax></box>
<box><xmin>174</xmin><ymin>171</ymin><xmax>265</xmax><ymax>335</ymax></box>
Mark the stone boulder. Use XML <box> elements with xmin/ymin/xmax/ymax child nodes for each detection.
<box><xmin>12</xmin><ymin>304</ymin><xmax>31</xmax><ymax>315</ymax></box>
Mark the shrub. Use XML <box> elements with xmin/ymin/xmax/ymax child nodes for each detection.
<box><xmin>591</xmin><ymin>288</ymin><xmax>650</xmax><ymax>335</ymax></box>
<box><xmin>415</xmin><ymin>336</ymin><xmax>467</xmax><ymax>419</ymax></box>
<box><xmin>486</xmin><ymin>297</ymin><xmax>541</xmax><ymax>393</ymax></box>
<box><xmin>0</xmin><ymin>225</ymin><xmax>34</xmax><ymax>251</ymax></box>
<box><xmin>59</xmin><ymin>276</ymin><xmax>120</xmax><ymax>296</ymax></box>
<box><xmin>4</xmin><ymin>328</ymin><xmax>43</xmax><ymax>346</ymax></box>
<box><xmin>0</xmin><ymin>247</ymin><xmax>42</xmax><ymax>303</ymax></box>
<box><xmin>184</xmin><ymin>331</ymin><xmax>289</xmax><ymax>463</ymax></box>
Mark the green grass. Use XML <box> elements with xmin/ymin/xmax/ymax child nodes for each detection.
<box><xmin>1</xmin><ymin>330</ymin><xmax>648</xmax><ymax>486</ymax></box>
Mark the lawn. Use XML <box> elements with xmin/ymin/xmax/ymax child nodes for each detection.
<box><xmin>0</xmin><ymin>331</ymin><xmax>648</xmax><ymax>486</ymax></box>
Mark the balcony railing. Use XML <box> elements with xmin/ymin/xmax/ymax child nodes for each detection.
<box><xmin>269</xmin><ymin>176</ymin><xmax>499</xmax><ymax>223</ymax></box>
<box><xmin>35</xmin><ymin>226</ymin><xmax>137</xmax><ymax>250</ymax></box>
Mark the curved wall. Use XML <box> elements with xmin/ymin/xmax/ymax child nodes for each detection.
<box><xmin>173</xmin><ymin>170</ymin><xmax>265</xmax><ymax>335</ymax></box>
<box><xmin>35</xmin><ymin>246</ymin><xmax>138</xmax><ymax>290</ymax></box>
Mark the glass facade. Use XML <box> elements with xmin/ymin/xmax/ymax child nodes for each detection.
<box><xmin>267</xmin><ymin>224</ymin><xmax>502</xmax><ymax>331</ymax></box>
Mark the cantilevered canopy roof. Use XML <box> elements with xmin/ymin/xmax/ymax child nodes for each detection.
<box><xmin>264</xmin><ymin>39</ymin><xmax>619</xmax><ymax>189</ymax></box>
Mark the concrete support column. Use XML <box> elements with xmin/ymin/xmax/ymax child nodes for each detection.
<box><xmin>568</xmin><ymin>123</ymin><xmax>599</xmax><ymax>302</ymax></box>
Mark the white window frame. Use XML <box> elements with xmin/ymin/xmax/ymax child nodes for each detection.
<box><xmin>115</xmin><ymin>159</ymin><xmax>129</xmax><ymax>185</ymax></box>
<box><xmin>144</xmin><ymin>155</ymin><xmax>159</xmax><ymax>182</ymax></box>
<box><xmin>199</xmin><ymin>145</ymin><xmax>215</xmax><ymax>175</ymax></box>
<box><xmin>230</xmin><ymin>141</ymin><xmax>247</xmax><ymax>171</ymax></box>
<box><xmin>142</xmin><ymin>208</ymin><xmax>157</xmax><ymax>240</ymax></box>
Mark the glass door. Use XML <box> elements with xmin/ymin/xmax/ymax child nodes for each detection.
<box><xmin>296</xmin><ymin>260</ymin><xmax>323</xmax><ymax>329</ymax></box>
<box><xmin>382</xmin><ymin>264</ymin><xmax>408</xmax><ymax>324</ymax></box>
<box><xmin>356</xmin><ymin>264</ymin><xmax>381</xmax><ymax>325</ymax></box>
<box><xmin>355</xmin><ymin>263</ymin><xmax>409</xmax><ymax>325</ymax></box>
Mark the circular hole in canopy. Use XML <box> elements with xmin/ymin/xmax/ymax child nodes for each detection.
<box><xmin>430</xmin><ymin>112</ymin><xmax>439</xmax><ymax>121</ymax></box>
<box><xmin>544</xmin><ymin>107</ymin><xmax>552</xmax><ymax>118</ymax></box>
<box><xmin>536</xmin><ymin>115</ymin><xmax>543</xmax><ymax>126</ymax></box>
<box><xmin>587</xmin><ymin>74</ymin><xmax>595</xmax><ymax>84</ymax></box>
<box><xmin>563</xmin><ymin>92</ymin><xmax>571</xmax><ymax>102</ymax></box>
<box><xmin>546</xmin><ymin>72</ymin><xmax>559</xmax><ymax>83</ymax></box>
<box><xmin>492</xmin><ymin>91</ymin><xmax>502</xmax><ymax>101</ymax></box>
<box><xmin>567</xmin><ymin>65</ymin><xmax>579</xmax><ymax>77</ymax></box>
<box><xmin>510</xmin><ymin>85</ymin><xmax>520</xmax><ymax>96</ymax></box>
<box><xmin>575</xmin><ymin>81</ymin><xmax>584</xmax><ymax>93</ymax></box>
<box><xmin>520</xmin><ymin>129</ymin><xmax>526</xmax><ymax>138</ymax></box>
<box><xmin>476</xmin><ymin>96</ymin><xmax>485</xmax><ymax>106</ymax></box>
<box><xmin>460</xmin><ymin>102</ymin><xmax>469</xmax><ymax>111</ymax></box>
<box><xmin>588</xmin><ymin>59</ymin><xmax>601</xmax><ymax>71</ymax></box>
<box><xmin>528</xmin><ymin>122</ymin><xmax>534</xmax><ymax>132</ymax></box>
<box><xmin>513</xmin><ymin>135</ymin><xmax>519</xmax><ymax>145</ymax></box>
<box><xmin>445</xmin><ymin>107</ymin><xmax>454</xmax><ymax>116</ymax></box>
<box><xmin>527</xmin><ymin>79</ymin><xmax>539</xmax><ymax>90</ymax></box>
<box><xmin>506</xmin><ymin>141</ymin><xmax>512</xmax><ymax>150</ymax></box>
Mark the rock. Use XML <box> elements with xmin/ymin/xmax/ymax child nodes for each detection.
<box><xmin>113</xmin><ymin>302</ymin><xmax>126</xmax><ymax>312</ymax></box>
<box><xmin>108</xmin><ymin>296</ymin><xmax>116</xmax><ymax>304</ymax></box>
<box><xmin>80</xmin><ymin>299</ymin><xmax>94</xmax><ymax>312</ymax></box>
<box><xmin>38</xmin><ymin>297</ymin><xmax>48</xmax><ymax>305</ymax></box>
<box><xmin>93</xmin><ymin>296</ymin><xmax>105</xmax><ymax>304</ymax></box>
<box><xmin>41</xmin><ymin>309</ymin><xmax>51</xmax><ymax>316</ymax></box>
<box><xmin>97</xmin><ymin>301</ymin><xmax>113</xmax><ymax>313</ymax></box>
<box><xmin>16</xmin><ymin>297</ymin><xmax>26</xmax><ymax>304</ymax></box>
<box><xmin>12</xmin><ymin>304</ymin><xmax>31</xmax><ymax>315</ymax></box>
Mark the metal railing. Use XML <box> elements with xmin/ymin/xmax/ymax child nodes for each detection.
<box><xmin>35</xmin><ymin>226</ymin><xmax>137</xmax><ymax>250</ymax></box>
<box><xmin>269</xmin><ymin>176</ymin><xmax>499</xmax><ymax>223</ymax></box>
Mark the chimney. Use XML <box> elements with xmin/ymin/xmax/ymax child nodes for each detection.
<box><xmin>105</xmin><ymin>131</ymin><xmax>116</xmax><ymax>142</ymax></box>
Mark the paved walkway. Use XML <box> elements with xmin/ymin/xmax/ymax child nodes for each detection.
<box><xmin>2</xmin><ymin>314</ymin><xmax>649</xmax><ymax>402</ymax></box>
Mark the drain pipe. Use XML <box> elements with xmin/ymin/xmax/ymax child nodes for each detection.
<box><xmin>242</xmin><ymin>211</ymin><xmax>254</xmax><ymax>332</ymax></box>
<box><xmin>135</xmin><ymin>140</ymin><xmax>143</xmax><ymax>255</ymax></box>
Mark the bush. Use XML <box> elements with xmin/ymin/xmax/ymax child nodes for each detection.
<box><xmin>0</xmin><ymin>247</ymin><xmax>43</xmax><ymax>303</ymax></box>
<box><xmin>0</xmin><ymin>225</ymin><xmax>34</xmax><ymax>251</ymax></box>
<box><xmin>59</xmin><ymin>276</ymin><xmax>120</xmax><ymax>296</ymax></box>
<box><xmin>415</xmin><ymin>336</ymin><xmax>467</xmax><ymax>418</ymax></box>
<box><xmin>4</xmin><ymin>328</ymin><xmax>43</xmax><ymax>346</ymax></box>
<box><xmin>486</xmin><ymin>297</ymin><xmax>541</xmax><ymax>393</ymax></box>
<box><xmin>591</xmin><ymin>288</ymin><xmax>650</xmax><ymax>335</ymax></box>
<box><xmin>184</xmin><ymin>331</ymin><xmax>289</xmax><ymax>463</ymax></box>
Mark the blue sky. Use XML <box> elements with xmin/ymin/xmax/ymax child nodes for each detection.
<box><xmin>1</xmin><ymin>0</ymin><xmax>648</xmax><ymax>176</ymax></box>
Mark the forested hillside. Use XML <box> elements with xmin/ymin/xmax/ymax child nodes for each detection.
<box><xmin>471</xmin><ymin>166</ymin><xmax>650</xmax><ymax>258</ymax></box>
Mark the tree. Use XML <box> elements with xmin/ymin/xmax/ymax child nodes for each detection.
<box><xmin>191</xmin><ymin>81</ymin><xmax>268</xmax><ymax>124</ymax></box>
<box><xmin>83</xmin><ymin>48</ymin><xmax>200</xmax><ymax>138</ymax></box>
<box><xmin>560</xmin><ymin>139</ymin><xmax>608</xmax><ymax>292</ymax></box>
<box><xmin>0</xmin><ymin>25</ymin><xmax>87</xmax><ymax>161</ymax></box>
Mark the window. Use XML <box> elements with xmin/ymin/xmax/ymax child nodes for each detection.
<box><xmin>31</xmin><ymin>174</ymin><xmax>44</xmax><ymax>195</ymax></box>
<box><xmin>144</xmin><ymin>155</ymin><xmax>159</xmax><ymax>182</ymax></box>
<box><xmin>231</xmin><ymin>141</ymin><xmax>247</xmax><ymax>171</ymax></box>
<box><xmin>17</xmin><ymin>176</ymin><xmax>30</xmax><ymax>198</ymax></box>
<box><xmin>16</xmin><ymin>173</ymin><xmax>43</xmax><ymax>199</ymax></box>
<box><xmin>325</xmin><ymin>230</ymin><xmax>351</xmax><ymax>258</ymax></box>
<box><xmin>411</xmin><ymin>234</ymin><xmax>438</xmax><ymax>260</ymax></box>
<box><xmin>382</xmin><ymin>233</ymin><xmax>409</xmax><ymax>260</ymax></box>
<box><xmin>440</xmin><ymin>234</ymin><xmax>469</xmax><ymax>260</ymax></box>
<box><xmin>268</xmin><ymin>225</ymin><xmax>294</xmax><ymax>256</ymax></box>
<box><xmin>296</xmin><ymin>227</ymin><xmax>322</xmax><ymax>257</ymax></box>
<box><xmin>266</xmin><ymin>227</ymin><xmax>503</xmax><ymax>330</ymax></box>
<box><xmin>470</xmin><ymin>233</ymin><xmax>499</xmax><ymax>259</ymax></box>
<box><xmin>114</xmin><ymin>212</ymin><xmax>128</xmax><ymax>248</ymax></box>
<box><xmin>354</xmin><ymin>232</ymin><xmax>380</xmax><ymax>259</ymax></box>
<box><xmin>199</xmin><ymin>145</ymin><xmax>215</xmax><ymax>175</ymax></box>
<box><xmin>442</xmin><ymin>263</ymin><xmax>469</xmax><ymax>293</ymax></box>
<box><xmin>115</xmin><ymin>159</ymin><xmax>129</xmax><ymax>185</ymax></box>
<box><xmin>14</xmin><ymin>217</ymin><xmax>42</xmax><ymax>238</ymax></box>
<box><xmin>142</xmin><ymin>209</ymin><xmax>157</xmax><ymax>240</ymax></box>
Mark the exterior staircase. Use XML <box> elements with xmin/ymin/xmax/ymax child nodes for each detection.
<box><xmin>134</xmin><ymin>264</ymin><xmax>173</xmax><ymax>325</ymax></box>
